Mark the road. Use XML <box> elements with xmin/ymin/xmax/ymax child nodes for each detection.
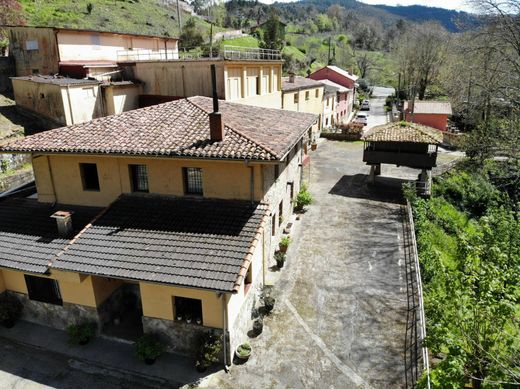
<box><xmin>366</xmin><ymin>86</ymin><xmax>394</xmax><ymax>131</ymax></box>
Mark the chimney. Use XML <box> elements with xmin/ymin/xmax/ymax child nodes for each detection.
<box><xmin>209</xmin><ymin>64</ymin><xmax>224</xmax><ymax>142</ymax></box>
<box><xmin>51</xmin><ymin>211</ymin><xmax>74</xmax><ymax>238</ymax></box>
<box><xmin>288</xmin><ymin>72</ymin><xmax>295</xmax><ymax>83</ymax></box>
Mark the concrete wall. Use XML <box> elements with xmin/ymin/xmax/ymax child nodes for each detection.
<box><xmin>8</xmin><ymin>27</ymin><xmax>60</xmax><ymax>76</ymax></box>
<box><xmin>32</xmin><ymin>155</ymin><xmax>264</xmax><ymax>207</ymax></box>
<box><xmin>282</xmin><ymin>86</ymin><xmax>323</xmax><ymax>141</ymax></box>
<box><xmin>12</xmin><ymin>79</ymin><xmax>104</xmax><ymax>126</ymax></box>
<box><xmin>309</xmin><ymin>67</ymin><xmax>357</xmax><ymax>90</ymax></box>
<box><xmin>0</xmin><ymin>56</ymin><xmax>15</xmax><ymax>92</ymax></box>
<box><xmin>104</xmin><ymin>84</ymin><xmax>141</xmax><ymax>115</ymax></box>
<box><xmin>57</xmin><ymin>31</ymin><xmax>178</xmax><ymax>62</ymax></box>
<box><xmin>406</xmin><ymin>113</ymin><xmax>448</xmax><ymax>131</ymax></box>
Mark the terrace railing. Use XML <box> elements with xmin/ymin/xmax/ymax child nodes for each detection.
<box><xmin>117</xmin><ymin>49</ymin><xmax>180</xmax><ymax>62</ymax></box>
<box><xmin>221</xmin><ymin>45</ymin><xmax>282</xmax><ymax>61</ymax></box>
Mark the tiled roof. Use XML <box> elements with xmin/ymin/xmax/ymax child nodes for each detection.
<box><xmin>319</xmin><ymin>79</ymin><xmax>351</xmax><ymax>93</ymax></box>
<box><xmin>362</xmin><ymin>122</ymin><xmax>443</xmax><ymax>144</ymax></box>
<box><xmin>281</xmin><ymin>76</ymin><xmax>323</xmax><ymax>92</ymax></box>
<box><xmin>326</xmin><ymin>65</ymin><xmax>359</xmax><ymax>82</ymax></box>
<box><xmin>0</xmin><ymin>198</ymin><xmax>102</xmax><ymax>274</ymax></box>
<box><xmin>53</xmin><ymin>194</ymin><xmax>269</xmax><ymax>292</ymax></box>
<box><xmin>1</xmin><ymin>96</ymin><xmax>317</xmax><ymax>162</ymax></box>
<box><xmin>405</xmin><ymin>101</ymin><xmax>452</xmax><ymax>115</ymax></box>
<box><xmin>11</xmin><ymin>75</ymin><xmax>101</xmax><ymax>87</ymax></box>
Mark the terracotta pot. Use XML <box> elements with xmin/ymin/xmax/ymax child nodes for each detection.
<box><xmin>311</xmin><ymin>143</ymin><xmax>317</xmax><ymax>150</ymax></box>
<box><xmin>279</xmin><ymin>245</ymin><xmax>288</xmax><ymax>253</ymax></box>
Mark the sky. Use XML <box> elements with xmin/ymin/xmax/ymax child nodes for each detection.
<box><xmin>259</xmin><ymin>0</ymin><xmax>473</xmax><ymax>12</ymax></box>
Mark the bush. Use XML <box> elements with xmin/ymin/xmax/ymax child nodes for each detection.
<box><xmin>236</xmin><ymin>343</ymin><xmax>252</xmax><ymax>359</ymax></box>
<box><xmin>295</xmin><ymin>185</ymin><xmax>313</xmax><ymax>211</ymax></box>
<box><xmin>196</xmin><ymin>333</ymin><xmax>222</xmax><ymax>370</ymax></box>
<box><xmin>264</xmin><ymin>296</ymin><xmax>275</xmax><ymax>314</ymax></box>
<box><xmin>67</xmin><ymin>322</ymin><xmax>96</xmax><ymax>345</ymax></box>
<box><xmin>279</xmin><ymin>236</ymin><xmax>291</xmax><ymax>250</ymax></box>
<box><xmin>135</xmin><ymin>335</ymin><xmax>166</xmax><ymax>362</ymax></box>
<box><xmin>274</xmin><ymin>251</ymin><xmax>286</xmax><ymax>268</ymax></box>
<box><xmin>0</xmin><ymin>295</ymin><xmax>23</xmax><ymax>326</ymax></box>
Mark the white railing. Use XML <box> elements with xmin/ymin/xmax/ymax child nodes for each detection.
<box><xmin>222</xmin><ymin>45</ymin><xmax>282</xmax><ymax>61</ymax></box>
<box><xmin>117</xmin><ymin>49</ymin><xmax>179</xmax><ymax>61</ymax></box>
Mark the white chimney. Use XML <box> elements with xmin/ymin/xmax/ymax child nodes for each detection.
<box><xmin>288</xmin><ymin>72</ymin><xmax>295</xmax><ymax>83</ymax></box>
<box><xmin>51</xmin><ymin>211</ymin><xmax>74</xmax><ymax>238</ymax></box>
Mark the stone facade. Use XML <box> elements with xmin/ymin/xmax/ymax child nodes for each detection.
<box><xmin>142</xmin><ymin>315</ymin><xmax>225</xmax><ymax>358</ymax></box>
<box><xmin>7</xmin><ymin>291</ymin><xmax>99</xmax><ymax>331</ymax></box>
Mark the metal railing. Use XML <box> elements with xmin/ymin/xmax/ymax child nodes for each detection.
<box><xmin>117</xmin><ymin>49</ymin><xmax>180</xmax><ymax>61</ymax></box>
<box><xmin>403</xmin><ymin>201</ymin><xmax>431</xmax><ymax>389</ymax></box>
<box><xmin>221</xmin><ymin>45</ymin><xmax>282</xmax><ymax>61</ymax></box>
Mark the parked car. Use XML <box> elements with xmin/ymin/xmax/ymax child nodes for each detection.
<box><xmin>354</xmin><ymin>113</ymin><xmax>369</xmax><ymax>126</ymax></box>
<box><xmin>361</xmin><ymin>100</ymin><xmax>370</xmax><ymax>110</ymax></box>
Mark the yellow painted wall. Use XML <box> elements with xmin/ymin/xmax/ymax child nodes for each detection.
<box><xmin>57</xmin><ymin>31</ymin><xmax>178</xmax><ymax>62</ymax></box>
<box><xmin>140</xmin><ymin>282</ymin><xmax>225</xmax><ymax>328</ymax></box>
<box><xmin>35</xmin><ymin>154</ymin><xmax>265</xmax><ymax>207</ymax></box>
<box><xmin>60</xmin><ymin>84</ymin><xmax>104</xmax><ymax>125</ymax></box>
<box><xmin>0</xmin><ymin>270</ymin><xmax>5</xmax><ymax>293</ymax></box>
<box><xmin>282</xmin><ymin>87</ymin><xmax>323</xmax><ymax>141</ymax></box>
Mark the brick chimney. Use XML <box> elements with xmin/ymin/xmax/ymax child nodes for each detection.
<box><xmin>51</xmin><ymin>211</ymin><xmax>74</xmax><ymax>238</ymax></box>
<box><xmin>209</xmin><ymin>64</ymin><xmax>224</xmax><ymax>142</ymax></box>
<box><xmin>288</xmin><ymin>72</ymin><xmax>295</xmax><ymax>83</ymax></box>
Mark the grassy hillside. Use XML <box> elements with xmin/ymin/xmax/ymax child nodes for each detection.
<box><xmin>19</xmin><ymin>0</ymin><xmax>216</xmax><ymax>38</ymax></box>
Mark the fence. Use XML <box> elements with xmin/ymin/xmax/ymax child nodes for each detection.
<box><xmin>221</xmin><ymin>45</ymin><xmax>282</xmax><ymax>61</ymax></box>
<box><xmin>402</xmin><ymin>201</ymin><xmax>431</xmax><ymax>389</ymax></box>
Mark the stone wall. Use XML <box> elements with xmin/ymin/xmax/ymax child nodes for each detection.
<box><xmin>0</xmin><ymin>57</ymin><xmax>14</xmax><ymax>92</ymax></box>
<box><xmin>7</xmin><ymin>291</ymin><xmax>100</xmax><ymax>331</ymax></box>
<box><xmin>142</xmin><ymin>316</ymin><xmax>225</xmax><ymax>359</ymax></box>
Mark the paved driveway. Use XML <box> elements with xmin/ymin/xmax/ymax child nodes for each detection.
<box><xmin>366</xmin><ymin>86</ymin><xmax>394</xmax><ymax>131</ymax></box>
<box><xmin>199</xmin><ymin>141</ymin><xmax>412</xmax><ymax>389</ymax></box>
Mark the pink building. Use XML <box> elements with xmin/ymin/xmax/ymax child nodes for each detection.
<box><xmin>404</xmin><ymin>101</ymin><xmax>452</xmax><ymax>131</ymax></box>
<box><xmin>309</xmin><ymin>65</ymin><xmax>358</xmax><ymax>121</ymax></box>
<box><xmin>319</xmin><ymin>79</ymin><xmax>351</xmax><ymax>125</ymax></box>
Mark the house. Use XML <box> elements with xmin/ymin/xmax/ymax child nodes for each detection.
<box><xmin>321</xmin><ymin>82</ymin><xmax>338</xmax><ymax>130</ymax></box>
<box><xmin>404</xmin><ymin>101</ymin><xmax>452</xmax><ymax>131</ymax></box>
<box><xmin>0</xmin><ymin>94</ymin><xmax>317</xmax><ymax>364</ymax></box>
<box><xmin>119</xmin><ymin>46</ymin><xmax>284</xmax><ymax>109</ymax></box>
<box><xmin>6</xmin><ymin>26</ymin><xmax>179</xmax><ymax>77</ymax></box>
<box><xmin>308</xmin><ymin>65</ymin><xmax>358</xmax><ymax>121</ymax></box>
<box><xmin>319</xmin><ymin>79</ymin><xmax>352</xmax><ymax>126</ymax></box>
<box><xmin>281</xmin><ymin>74</ymin><xmax>324</xmax><ymax>144</ymax></box>
<box><xmin>11</xmin><ymin>75</ymin><xmax>140</xmax><ymax>127</ymax></box>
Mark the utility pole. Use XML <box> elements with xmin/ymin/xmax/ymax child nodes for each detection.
<box><xmin>176</xmin><ymin>0</ymin><xmax>182</xmax><ymax>34</ymax></box>
<box><xmin>328</xmin><ymin>37</ymin><xmax>332</xmax><ymax>65</ymax></box>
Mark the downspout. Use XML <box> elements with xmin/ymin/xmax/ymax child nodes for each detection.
<box><xmin>47</xmin><ymin>155</ymin><xmax>58</xmax><ymax>204</ymax></box>
<box><xmin>245</xmin><ymin>160</ymin><xmax>254</xmax><ymax>206</ymax></box>
<box><xmin>220</xmin><ymin>293</ymin><xmax>230</xmax><ymax>372</ymax></box>
<box><xmin>65</xmin><ymin>85</ymin><xmax>75</xmax><ymax>125</ymax></box>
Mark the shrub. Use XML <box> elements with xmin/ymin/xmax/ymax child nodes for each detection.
<box><xmin>295</xmin><ymin>185</ymin><xmax>313</xmax><ymax>211</ymax></box>
<box><xmin>264</xmin><ymin>296</ymin><xmax>275</xmax><ymax>314</ymax></box>
<box><xmin>279</xmin><ymin>236</ymin><xmax>291</xmax><ymax>249</ymax></box>
<box><xmin>274</xmin><ymin>251</ymin><xmax>286</xmax><ymax>267</ymax></box>
<box><xmin>196</xmin><ymin>333</ymin><xmax>222</xmax><ymax>369</ymax></box>
<box><xmin>0</xmin><ymin>295</ymin><xmax>23</xmax><ymax>325</ymax></box>
<box><xmin>135</xmin><ymin>335</ymin><xmax>166</xmax><ymax>361</ymax></box>
<box><xmin>236</xmin><ymin>343</ymin><xmax>252</xmax><ymax>359</ymax></box>
<box><xmin>67</xmin><ymin>322</ymin><xmax>96</xmax><ymax>345</ymax></box>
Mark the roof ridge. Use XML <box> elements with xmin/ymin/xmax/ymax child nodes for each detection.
<box><xmin>187</xmin><ymin>97</ymin><xmax>279</xmax><ymax>160</ymax></box>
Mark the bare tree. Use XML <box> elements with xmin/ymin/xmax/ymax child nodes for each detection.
<box><xmin>354</xmin><ymin>51</ymin><xmax>376</xmax><ymax>79</ymax></box>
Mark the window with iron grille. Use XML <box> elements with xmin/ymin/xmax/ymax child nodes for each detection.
<box><xmin>183</xmin><ymin>167</ymin><xmax>203</xmax><ymax>195</ymax></box>
<box><xmin>24</xmin><ymin>275</ymin><xmax>62</xmax><ymax>306</ymax></box>
<box><xmin>129</xmin><ymin>164</ymin><xmax>149</xmax><ymax>193</ymax></box>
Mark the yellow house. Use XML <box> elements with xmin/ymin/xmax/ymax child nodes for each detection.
<box><xmin>0</xmin><ymin>94</ymin><xmax>317</xmax><ymax>363</ymax></box>
<box><xmin>281</xmin><ymin>75</ymin><xmax>324</xmax><ymax>144</ymax></box>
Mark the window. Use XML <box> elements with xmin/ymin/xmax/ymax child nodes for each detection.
<box><xmin>174</xmin><ymin>296</ymin><xmax>202</xmax><ymax>324</ymax></box>
<box><xmin>246</xmin><ymin>68</ymin><xmax>259</xmax><ymax>96</ymax></box>
<box><xmin>293</xmin><ymin>93</ymin><xmax>299</xmax><ymax>104</ymax></box>
<box><xmin>39</xmin><ymin>93</ymin><xmax>45</xmax><ymax>99</ymax></box>
<box><xmin>256</xmin><ymin>76</ymin><xmax>261</xmax><ymax>95</ymax></box>
<box><xmin>326</xmin><ymin>118</ymin><xmax>329</xmax><ymax>126</ymax></box>
<box><xmin>278</xmin><ymin>200</ymin><xmax>283</xmax><ymax>226</ymax></box>
<box><xmin>305</xmin><ymin>91</ymin><xmax>310</xmax><ymax>101</ymax></box>
<box><xmin>326</xmin><ymin>98</ymin><xmax>330</xmax><ymax>107</ymax></box>
<box><xmin>91</xmin><ymin>35</ymin><xmax>101</xmax><ymax>50</ymax></box>
<box><xmin>129</xmin><ymin>164</ymin><xmax>149</xmax><ymax>193</ymax></box>
<box><xmin>32</xmin><ymin>69</ymin><xmax>39</xmax><ymax>75</ymax></box>
<box><xmin>25</xmin><ymin>275</ymin><xmax>62</xmax><ymax>306</ymax></box>
<box><xmin>80</xmin><ymin>163</ymin><xmax>100</xmax><ymax>191</ymax></box>
<box><xmin>315</xmin><ymin>89</ymin><xmax>319</xmax><ymax>98</ymax></box>
<box><xmin>183</xmin><ymin>167</ymin><xmax>203</xmax><ymax>195</ymax></box>
<box><xmin>25</xmin><ymin>40</ymin><xmax>39</xmax><ymax>51</ymax></box>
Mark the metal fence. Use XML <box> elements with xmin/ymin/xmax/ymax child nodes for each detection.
<box><xmin>402</xmin><ymin>201</ymin><xmax>431</xmax><ymax>389</ymax></box>
<box><xmin>221</xmin><ymin>45</ymin><xmax>282</xmax><ymax>61</ymax></box>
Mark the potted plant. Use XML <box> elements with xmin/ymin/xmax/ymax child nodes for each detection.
<box><xmin>311</xmin><ymin>141</ymin><xmax>317</xmax><ymax>151</ymax></box>
<box><xmin>235</xmin><ymin>343</ymin><xmax>252</xmax><ymax>361</ymax></box>
<box><xmin>185</xmin><ymin>313</ymin><xmax>192</xmax><ymax>324</ymax></box>
<box><xmin>196</xmin><ymin>317</ymin><xmax>202</xmax><ymax>325</ymax></box>
<box><xmin>135</xmin><ymin>335</ymin><xmax>166</xmax><ymax>365</ymax></box>
<box><xmin>295</xmin><ymin>185</ymin><xmax>313</xmax><ymax>212</ymax></box>
<box><xmin>274</xmin><ymin>251</ymin><xmax>286</xmax><ymax>268</ymax></box>
<box><xmin>195</xmin><ymin>333</ymin><xmax>222</xmax><ymax>372</ymax></box>
<box><xmin>176</xmin><ymin>313</ymin><xmax>183</xmax><ymax>321</ymax></box>
<box><xmin>252</xmin><ymin>318</ymin><xmax>263</xmax><ymax>336</ymax></box>
<box><xmin>0</xmin><ymin>295</ymin><xmax>23</xmax><ymax>329</ymax></box>
<box><xmin>279</xmin><ymin>236</ymin><xmax>291</xmax><ymax>253</ymax></box>
<box><xmin>264</xmin><ymin>296</ymin><xmax>275</xmax><ymax>314</ymax></box>
<box><xmin>67</xmin><ymin>322</ymin><xmax>96</xmax><ymax>346</ymax></box>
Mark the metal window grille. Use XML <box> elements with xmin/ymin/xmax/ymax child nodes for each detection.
<box><xmin>80</xmin><ymin>163</ymin><xmax>100</xmax><ymax>191</ymax></box>
<box><xmin>130</xmin><ymin>164</ymin><xmax>149</xmax><ymax>192</ymax></box>
<box><xmin>184</xmin><ymin>167</ymin><xmax>203</xmax><ymax>195</ymax></box>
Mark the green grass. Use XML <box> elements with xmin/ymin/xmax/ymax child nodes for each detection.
<box><xmin>282</xmin><ymin>45</ymin><xmax>306</xmax><ymax>62</ymax></box>
<box><xmin>19</xmin><ymin>0</ymin><xmax>221</xmax><ymax>39</ymax></box>
<box><xmin>220</xmin><ymin>36</ymin><xmax>259</xmax><ymax>48</ymax></box>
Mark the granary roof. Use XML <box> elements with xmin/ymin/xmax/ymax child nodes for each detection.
<box><xmin>362</xmin><ymin>122</ymin><xmax>444</xmax><ymax>144</ymax></box>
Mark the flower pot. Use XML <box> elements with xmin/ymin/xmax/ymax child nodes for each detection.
<box><xmin>186</xmin><ymin>318</ymin><xmax>192</xmax><ymax>324</ymax></box>
<box><xmin>196</xmin><ymin>362</ymin><xmax>207</xmax><ymax>372</ymax></box>
<box><xmin>276</xmin><ymin>259</ymin><xmax>285</xmax><ymax>268</ymax></box>
<box><xmin>196</xmin><ymin>318</ymin><xmax>202</xmax><ymax>325</ymax></box>
<box><xmin>311</xmin><ymin>143</ymin><xmax>317</xmax><ymax>151</ymax></box>
<box><xmin>252</xmin><ymin>319</ymin><xmax>263</xmax><ymax>336</ymax></box>
<box><xmin>235</xmin><ymin>350</ymin><xmax>251</xmax><ymax>360</ymax></box>
<box><xmin>176</xmin><ymin>315</ymin><xmax>183</xmax><ymax>321</ymax></box>
<box><xmin>145</xmin><ymin>358</ymin><xmax>156</xmax><ymax>365</ymax></box>
<box><xmin>1</xmin><ymin>319</ymin><xmax>15</xmax><ymax>329</ymax></box>
<box><xmin>279</xmin><ymin>245</ymin><xmax>288</xmax><ymax>253</ymax></box>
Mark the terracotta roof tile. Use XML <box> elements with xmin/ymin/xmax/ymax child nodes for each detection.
<box><xmin>281</xmin><ymin>76</ymin><xmax>324</xmax><ymax>92</ymax></box>
<box><xmin>362</xmin><ymin>122</ymin><xmax>443</xmax><ymax>144</ymax></box>
<box><xmin>1</xmin><ymin>96</ymin><xmax>317</xmax><ymax>161</ymax></box>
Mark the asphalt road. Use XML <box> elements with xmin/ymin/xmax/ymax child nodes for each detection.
<box><xmin>366</xmin><ymin>86</ymin><xmax>395</xmax><ymax>132</ymax></box>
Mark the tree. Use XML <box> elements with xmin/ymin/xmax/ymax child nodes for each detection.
<box><xmin>354</xmin><ymin>51</ymin><xmax>376</xmax><ymax>79</ymax></box>
<box><xmin>259</xmin><ymin>10</ymin><xmax>284</xmax><ymax>51</ymax></box>
<box><xmin>179</xmin><ymin>17</ymin><xmax>204</xmax><ymax>49</ymax></box>
<box><xmin>0</xmin><ymin>0</ymin><xmax>25</xmax><ymax>55</ymax></box>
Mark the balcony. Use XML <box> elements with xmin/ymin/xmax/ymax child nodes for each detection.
<box><xmin>116</xmin><ymin>45</ymin><xmax>282</xmax><ymax>62</ymax></box>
